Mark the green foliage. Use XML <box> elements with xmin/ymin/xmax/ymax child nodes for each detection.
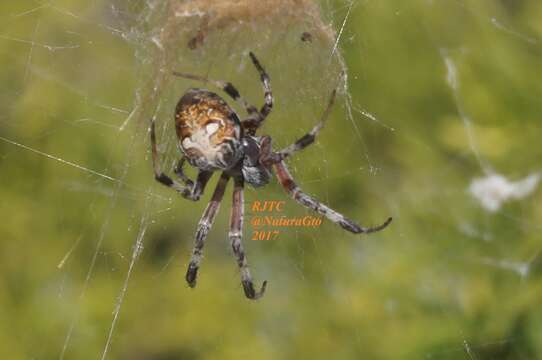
<box><xmin>0</xmin><ymin>0</ymin><xmax>541</xmax><ymax>359</ymax></box>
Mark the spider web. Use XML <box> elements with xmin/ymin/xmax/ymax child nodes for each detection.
<box><xmin>0</xmin><ymin>0</ymin><xmax>541</xmax><ymax>359</ymax></box>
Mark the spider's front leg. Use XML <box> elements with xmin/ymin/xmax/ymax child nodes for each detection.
<box><xmin>255</xmin><ymin>89</ymin><xmax>390</xmax><ymax>233</ymax></box>
<box><xmin>258</xmin><ymin>138</ymin><xmax>391</xmax><ymax>233</ymax></box>
<box><xmin>186</xmin><ymin>173</ymin><xmax>229</xmax><ymax>287</ymax></box>
<box><xmin>273</xmin><ymin>161</ymin><xmax>392</xmax><ymax>234</ymax></box>
<box><xmin>230</xmin><ymin>177</ymin><xmax>267</xmax><ymax>300</ymax></box>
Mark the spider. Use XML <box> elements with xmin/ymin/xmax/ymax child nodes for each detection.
<box><xmin>150</xmin><ymin>52</ymin><xmax>392</xmax><ymax>300</ymax></box>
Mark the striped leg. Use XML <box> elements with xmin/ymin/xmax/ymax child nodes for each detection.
<box><xmin>243</xmin><ymin>52</ymin><xmax>274</xmax><ymax>135</ymax></box>
<box><xmin>173</xmin><ymin>52</ymin><xmax>273</xmax><ymax>135</ymax></box>
<box><xmin>277</xmin><ymin>89</ymin><xmax>336</xmax><ymax>161</ymax></box>
<box><xmin>186</xmin><ymin>173</ymin><xmax>230</xmax><ymax>287</ymax></box>
<box><xmin>172</xmin><ymin>71</ymin><xmax>260</xmax><ymax>118</ymax></box>
<box><xmin>230</xmin><ymin>177</ymin><xmax>267</xmax><ymax>300</ymax></box>
<box><xmin>274</xmin><ymin>161</ymin><xmax>392</xmax><ymax>234</ymax></box>
<box><xmin>249</xmin><ymin>51</ymin><xmax>273</xmax><ymax>119</ymax></box>
<box><xmin>150</xmin><ymin>117</ymin><xmax>211</xmax><ymax>200</ymax></box>
<box><xmin>258</xmin><ymin>90</ymin><xmax>337</xmax><ymax>167</ymax></box>
<box><xmin>174</xmin><ymin>157</ymin><xmax>193</xmax><ymax>186</ymax></box>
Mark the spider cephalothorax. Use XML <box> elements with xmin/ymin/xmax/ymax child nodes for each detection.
<box><xmin>150</xmin><ymin>52</ymin><xmax>392</xmax><ymax>300</ymax></box>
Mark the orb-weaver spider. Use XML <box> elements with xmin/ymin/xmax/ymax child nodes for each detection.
<box><xmin>150</xmin><ymin>52</ymin><xmax>392</xmax><ymax>300</ymax></box>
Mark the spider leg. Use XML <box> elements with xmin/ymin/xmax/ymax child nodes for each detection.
<box><xmin>242</xmin><ymin>52</ymin><xmax>274</xmax><ymax>135</ymax></box>
<box><xmin>172</xmin><ymin>71</ymin><xmax>260</xmax><ymax>118</ymax></box>
<box><xmin>249</xmin><ymin>52</ymin><xmax>273</xmax><ymax>119</ymax></box>
<box><xmin>230</xmin><ymin>177</ymin><xmax>267</xmax><ymax>300</ymax></box>
<box><xmin>186</xmin><ymin>173</ymin><xmax>230</xmax><ymax>287</ymax></box>
<box><xmin>173</xmin><ymin>157</ymin><xmax>193</xmax><ymax>186</ymax></box>
<box><xmin>258</xmin><ymin>90</ymin><xmax>337</xmax><ymax>167</ymax></box>
<box><xmin>273</xmin><ymin>161</ymin><xmax>392</xmax><ymax>234</ymax></box>
<box><xmin>150</xmin><ymin>117</ymin><xmax>212</xmax><ymax>200</ymax></box>
<box><xmin>276</xmin><ymin>89</ymin><xmax>336</xmax><ymax>161</ymax></box>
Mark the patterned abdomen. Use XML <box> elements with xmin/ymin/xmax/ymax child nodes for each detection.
<box><xmin>175</xmin><ymin>89</ymin><xmax>242</xmax><ymax>171</ymax></box>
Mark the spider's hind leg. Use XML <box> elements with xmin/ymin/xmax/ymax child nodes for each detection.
<box><xmin>248</xmin><ymin>52</ymin><xmax>273</xmax><ymax>119</ymax></box>
<box><xmin>150</xmin><ymin>118</ymin><xmax>211</xmax><ymax>201</ymax></box>
<box><xmin>172</xmin><ymin>71</ymin><xmax>260</xmax><ymax>119</ymax></box>
<box><xmin>240</xmin><ymin>52</ymin><xmax>274</xmax><ymax>136</ymax></box>
<box><xmin>150</xmin><ymin>117</ymin><xmax>191</xmax><ymax>195</ymax></box>
<box><xmin>173</xmin><ymin>157</ymin><xmax>212</xmax><ymax>200</ymax></box>
<box><xmin>174</xmin><ymin>157</ymin><xmax>193</xmax><ymax>187</ymax></box>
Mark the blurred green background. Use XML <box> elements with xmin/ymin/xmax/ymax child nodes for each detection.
<box><xmin>1</xmin><ymin>0</ymin><xmax>542</xmax><ymax>359</ymax></box>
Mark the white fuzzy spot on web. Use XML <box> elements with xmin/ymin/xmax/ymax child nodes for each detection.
<box><xmin>469</xmin><ymin>173</ymin><xmax>541</xmax><ymax>212</ymax></box>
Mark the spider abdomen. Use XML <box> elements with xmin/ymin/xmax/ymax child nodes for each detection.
<box><xmin>175</xmin><ymin>88</ymin><xmax>242</xmax><ymax>171</ymax></box>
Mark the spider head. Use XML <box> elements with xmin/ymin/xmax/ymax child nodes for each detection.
<box><xmin>241</xmin><ymin>136</ymin><xmax>271</xmax><ymax>188</ymax></box>
<box><xmin>176</xmin><ymin>89</ymin><xmax>243</xmax><ymax>171</ymax></box>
